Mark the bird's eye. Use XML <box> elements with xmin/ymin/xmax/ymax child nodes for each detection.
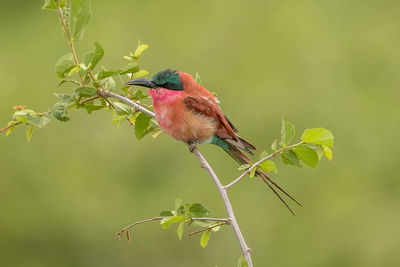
<box><xmin>164</xmin><ymin>82</ymin><xmax>172</xmax><ymax>88</ymax></box>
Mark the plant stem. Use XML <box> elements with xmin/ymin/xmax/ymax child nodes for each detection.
<box><xmin>78</xmin><ymin>96</ymin><xmax>100</xmax><ymax>105</ymax></box>
<box><xmin>0</xmin><ymin>122</ymin><xmax>22</xmax><ymax>133</ymax></box>
<box><xmin>101</xmin><ymin>90</ymin><xmax>155</xmax><ymax>118</ymax></box>
<box><xmin>117</xmin><ymin>216</ymin><xmax>230</xmax><ymax>237</ymax></box>
<box><xmin>188</xmin><ymin>221</ymin><xmax>229</xmax><ymax>236</ymax></box>
<box><xmin>192</xmin><ymin>148</ymin><xmax>253</xmax><ymax>267</ymax></box>
<box><xmin>105</xmin><ymin>91</ymin><xmax>253</xmax><ymax>266</ymax></box>
<box><xmin>56</xmin><ymin>5</ymin><xmax>85</xmax><ymax>85</ymax></box>
<box><xmin>117</xmin><ymin>217</ymin><xmax>163</xmax><ymax>237</ymax></box>
<box><xmin>224</xmin><ymin>141</ymin><xmax>304</xmax><ymax>190</ymax></box>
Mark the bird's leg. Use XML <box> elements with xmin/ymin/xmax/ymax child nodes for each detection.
<box><xmin>187</xmin><ymin>139</ymin><xmax>199</xmax><ymax>153</ymax></box>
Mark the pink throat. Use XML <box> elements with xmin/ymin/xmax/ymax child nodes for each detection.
<box><xmin>149</xmin><ymin>88</ymin><xmax>183</xmax><ymax>104</ymax></box>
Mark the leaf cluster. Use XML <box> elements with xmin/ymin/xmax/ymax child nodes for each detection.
<box><xmin>2</xmin><ymin>0</ymin><xmax>161</xmax><ymax>142</ymax></box>
<box><xmin>158</xmin><ymin>198</ymin><xmax>224</xmax><ymax>248</ymax></box>
<box><xmin>238</xmin><ymin>118</ymin><xmax>334</xmax><ymax>176</ymax></box>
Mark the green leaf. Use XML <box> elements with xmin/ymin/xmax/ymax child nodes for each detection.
<box><xmin>54</xmin><ymin>93</ymin><xmax>76</xmax><ymax>103</ymax></box>
<box><xmin>160</xmin><ymin>216</ymin><xmax>186</xmax><ymax>229</ymax></box>
<box><xmin>135</xmin><ymin>112</ymin><xmax>152</xmax><ymax>139</ymax></box>
<box><xmin>258</xmin><ymin>160</ymin><xmax>278</xmax><ymax>174</ymax></box>
<box><xmin>26</xmin><ymin>125</ymin><xmax>34</xmax><ymax>143</ymax></box>
<box><xmin>58</xmin><ymin>79</ymin><xmax>81</xmax><ymax>87</ymax></box>
<box><xmin>113</xmin><ymin>102</ymin><xmax>132</xmax><ymax>115</ymax></box>
<box><xmin>120</xmin><ymin>63</ymin><xmax>139</xmax><ymax>75</ymax></box>
<box><xmin>97</xmin><ymin>68</ymin><xmax>122</xmax><ymax>80</ymax></box>
<box><xmin>237</xmin><ymin>255</ymin><xmax>249</xmax><ymax>267</ymax></box>
<box><xmin>26</xmin><ymin>111</ymin><xmax>52</xmax><ymax>128</ymax></box>
<box><xmin>200</xmin><ymin>230</ymin><xmax>211</xmax><ymax>248</ymax></box>
<box><xmin>191</xmin><ymin>220</ymin><xmax>214</xmax><ymax>228</ymax></box>
<box><xmin>281</xmin><ymin>149</ymin><xmax>301</xmax><ymax>167</ymax></box>
<box><xmin>132</xmin><ymin>70</ymin><xmax>149</xmax><ymax>79</ymax></box>
<box><xmin>175</xmin><ymin>197</ymin><xmax>183</xmax><ymax>211</ymax></box>
<box><xmin>52</xmin><ymin>102</ymin><xmax>70</xmax><ymax>122</ymax></box>
<box><xmin>55</xmin><ymin>53</ymin><xmax>75</xmax><ymax>78</ymax></box>
<box><xmin>238</xmin><ymin>164</ymin><xmax>251</xmax><ymax>171</ymax></box>
<box><xmin>249</xmin><ymin>167</ymin><xmax>257</xmax><ymax>178</ymax></box>
<box><xmin>13</xmin><ymin>109</ymin><xmax>33</xmax><ymax>122</ymax></box>
<box><xmin>67</xmin><ymin>65</ymin><xmax>81</xmax><ymax>77</ymax></box>
<box><xmin>160</xmin><ymin>211</ymin><xmax>173</xmax><ymax>217</ymax></box>
<box><xmin>42</xmin><ymin>0</ymin><xmax>66</xmax><ymax>10</ymax></box>
<box><xmin>177</xmin><ymin>222</ymin><xmax>184</xmax><ymax>240</ymax></box>
<box><xmin>280</xmin><ymin>118</ymin><xmax>295</xmax><ymax>146</ymax></box>
<box><xmin>25</xmin><ymin>113</ymin><xmax>42</xmax><ymax>127</ymax></box>
<box><xmin>189</xmin><ymin>203</ymin><xmax>210</xmax><ymax>217</ymax></box>
<box><xmin>176</xmin><ymin>203</ymin><xmax>210</xmax><ymax>218</ymax></box>
<box><xmin>271</xmin><ymin>139</ymin><xmax>277</xmax><ymax>151</ymax></box>
<box><xmin>301</xmin><ymin>128</ymin><xmax>334</xmax><ymax>147</ymax></box>
<box><xmin>75</xmin><ymin>87</ymin><xmax>97</xmax><ymax>97</ymax></box>
<box><xmin>5</xmin><ymin>121</ymin><xmax>18</xmax><ymax>136</ymax></box>
<box><xmin>101</xmin><ymin>77</ymin><xmax>116</xmax><ymax>90</ymax></box>
<box><xmin>293</xmin><ymin>144</ymin><xmax>319</xmax><ymax>168</ymax></box>
<box><xmin>323</xmin><ymin>145</ymin><xmax>333</xmax><ymax>161</ymax></box>
<box><xmin>134</xmin><ymin>44</ymin><xmax>148</xmax><ymax>58</ymax></box>
<box><xmin>70</xmin><ymin>0</ymin><xmax>92</xmax><ymax>41</ymax></box>
<box><xmin>82</xmin><ymin>41</ymin><xmax>104</xmax><ymax>71</ymax></box>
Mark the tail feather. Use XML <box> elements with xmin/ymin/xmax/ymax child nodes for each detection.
<box><xmin>225</xmin><ymin>135</ymin><xmax>258</xmax><ymax>155</ymax></box>
<box><xmin>220</xmin><ymin>141</ymin><xmax>301</xmax><ymax>214</ymax></box>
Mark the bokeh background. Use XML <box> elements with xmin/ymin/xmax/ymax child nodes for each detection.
<box><xmin>1</xmin><ymin>0</ymin><xmax>399</xmax><ymax>266</ymax></box>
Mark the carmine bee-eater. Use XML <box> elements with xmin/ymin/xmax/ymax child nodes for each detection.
<box><xmin>126</xmin><ymin>69</ymin><xmax>301</xmax><ymax>214</ymax></box>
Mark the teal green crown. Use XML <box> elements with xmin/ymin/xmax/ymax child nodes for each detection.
<box><xmin>152</xmin><ymin>69</ymin><xmax>183</xmax><ymax>90</ymax></box>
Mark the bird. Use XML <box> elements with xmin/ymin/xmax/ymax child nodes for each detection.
<box><xmin>126</xmin><ymin>68</ymin><xmax>301</xmax><ymax>214</ymax></box>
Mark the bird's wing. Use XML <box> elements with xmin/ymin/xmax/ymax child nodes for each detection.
<box><xmin>183</xmin><ymin>96</ymin><xmax>239</xmax><ymax>141</ymax></box>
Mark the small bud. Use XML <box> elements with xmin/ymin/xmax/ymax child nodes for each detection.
<box><xmin>13</xmin><ymin>105</ymin><xmax>26</xmax><ymax>110</ymax></box>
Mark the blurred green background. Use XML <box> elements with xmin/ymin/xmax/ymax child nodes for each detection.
<box><xmin>1</xmin><ymin>0</ymin><xmax>399</xmax><ymax>266</ymax></box>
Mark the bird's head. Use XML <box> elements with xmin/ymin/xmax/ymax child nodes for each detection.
<box><xmin>126</xmin><ymin>68</ymin><xmax>184</xmax><ymax>91</ymax></box>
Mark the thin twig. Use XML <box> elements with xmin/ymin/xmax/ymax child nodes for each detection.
<box><xmin>117</xmin><ymin>216</ymin><xmax>230</xmax><ymax>236</ymax></box>
<box><xmin>0</xmin><ymin>122</ymin><xmax>22</xmax><ymax>133</ymax></box>
<box><xmin>190</xmin><ymin>217</ymin><xmax>230</xmax><ymax>223</ymax></box>
<box><xmin>105</xmin><ymin>91</ymin><xmax>253</xmax><ymax>267</ymax></box>
<box><xmin>224</xmin><ymin>141</ymin><xmax>304</xmax><ymax>190</ymax></box>
<box><xmin>102</xmin><ymin>96</ymin><xmax>115</xmax><ymax>108</ymax></box>
<box><xmin>188</xmin><ymin>221</ymin><xmax>229</xmax><ymax>236</ymax></box>
<box><xmin>117</xmin><ymin>217</ymin><xmax>163</xmax><ymax>236</ymax></box>
<box><xmin>79</xmin><ymin>96</ymin><xmax>99</xmax><ymax>105</ymax></box>
<box><xmin>56</xmin><ymin>5</ymin><xmax>84</xmax><ymax>85</ymax></box>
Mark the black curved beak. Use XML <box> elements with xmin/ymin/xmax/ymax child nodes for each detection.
<box><xmin>125</xmin><ymin>79</ymin><xmax>157</xmax><ymax>88</ymax></box>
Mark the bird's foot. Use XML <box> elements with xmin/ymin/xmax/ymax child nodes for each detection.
<box><xmin>187</xmin><ymin>140</ymin><xmax>198</xmax><ymax>153</ymax></box>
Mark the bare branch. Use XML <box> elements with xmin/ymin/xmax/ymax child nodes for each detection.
<box><xmin>101</xmin><ymin>90</ymin><xmax>155</xmax><ymax>118</ymax></box>
<box><xmin>117</xmin><ymin>216</ymin><xmax>230</xmax><ymax>237</ymax></box>
<box><xmin>224</xmin><ymin>141</ymin><xmax>304</xmax><ymax>190</ymax></box>
<box><xmin>117</xmin><ymin>217</ymin><xmax>163</xmax><ymax>237</ymax></box>
<box><xmin>192</xmin><ymin>148</ymin><xmax>253</xmax><ymax>266</ymax></box>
